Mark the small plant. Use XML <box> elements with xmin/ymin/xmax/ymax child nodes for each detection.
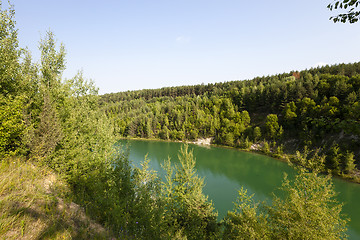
<box><xmin>20</xmin><ymin>220</ymin><xmax>25</xmax><ymax>236</ymax></box>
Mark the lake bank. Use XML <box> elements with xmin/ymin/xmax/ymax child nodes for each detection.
<box><xmin>119</xmin><ymin>139</ymin><xmax>360</xmax><ymax>239</ymax></box>
<box><xmin>119</xmin><ymin>136</ymin><xmax>360</xmax><ymax>184</ymax></box>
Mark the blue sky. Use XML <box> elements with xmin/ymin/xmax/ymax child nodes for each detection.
<box><xmin>10</xmin><ymin>0</ymin><xmax>360</xmax><ymax>94</ymax></box>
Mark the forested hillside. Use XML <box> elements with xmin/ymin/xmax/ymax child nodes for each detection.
<box><xmin>101</xmin><ymin>62</ymin><xmax>360</xmax><ymax>180</ymax></box>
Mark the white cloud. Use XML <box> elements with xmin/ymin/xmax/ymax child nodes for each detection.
<box><xmin>176</xmin><ymin>36</ymin><xmax>191</xmax><ymax>44</ymax></box>
<box><xmin>313</xmin><ymin>62</ymin><xmax>328</xmax><ymax>68</ymax></box>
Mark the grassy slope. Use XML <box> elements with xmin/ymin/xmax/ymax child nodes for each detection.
<box><xmin>0</xmin><ymin>158</ymin><xmax>114</xmax><ymax>240</ymax></box>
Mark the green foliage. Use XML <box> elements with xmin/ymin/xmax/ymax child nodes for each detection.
<box><xmin>0</xmin><ymin>2</ymin><xmax>28</xmax><ymax>158</ymax></box>
<box><xmin>39</xmin><ymin>31</ymin><xmax>65</xmax><ymax>90</ymax></box>
<box><xmin>0</xmin><ymin>2</ymin><xmax>21</xmax><ymax>96</ymax></box>
<box><xmin>159</xmin><ymin>125</ymin><xmax>170</xmax><ymax>140</ymax></box>
<box><xmin>90</xmin><ymin>150</ymin><xmax>165</xmax><ymax>239</ymax></box>
<box><xmin>292</xmin><ymin>147</ymin><xmax>326</xmax><ymax>172</ymax></box>
<box><xmin>342</xmin><ymin>151</ymin><xmax>356</xmax><ymax>174</ymax></box>
<box><xmin>131</xmin><ymin>156</ymin><xmax>165</xmax><ymax>239</ymax></box>
<box><xmin>267</xmin><ymin>168</ymin><xmax>348</xmax><ymax>239</ymax></box>
<box><xmin>223</xmin><ymin>187</ymin><xmax>270</xmax><ymax>239</ymax></box>
<box><xmin>0</xmin><ymin>95</ymin><xmax>24</xmax><ymax>157</ymax></box>
<box><xmin>327</xmin><ymin>144</ymin><xmax>342</xmax><ymax>175</ymax></box>
<box><xmin>253</xmin><ymin>126</ymin><xmax>261</xmax><ymax>142</ymax></box>
<box><xmin>223</xmin><ymin>132</ymin><xmax>235</xmax><ymax>146</ymax></box>
<box><xmin>30</xmin><ymin>93</ymin><xmax>62</xmax><ymax>162</ymax></box>
<box><xmin>262</xmin><ymin>141</ymin><xmax>270</xmax><ymax>154</ymax></box>
<box><xmin>224</xmin><ymin>167</ymin><xmax>348</xmax><ymax>240</ymax></box>
<box><xmin>161</xmin><ymin>145</ymin><xmax>219</xmax><ymax>239</ymax></box>
<box><xmin>284</xmin><ymin>101</ymin><xmax>297</xmax><ymax>125</ymax></box>
<box><xmin>265</xmin><ymin>114</ymin><xmax>282</xmax><ymax>140</ymax></box>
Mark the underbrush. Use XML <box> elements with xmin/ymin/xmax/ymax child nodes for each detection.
<box><xmin>0</xmin><ymin>158</ymin><xmax>114</xmax><ymax>239</ymax></box>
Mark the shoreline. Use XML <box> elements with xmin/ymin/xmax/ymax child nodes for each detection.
<box><xmin>118</xmin><ymin>136</ymin><xmax>360</xmax><ymax>184</ymax></box>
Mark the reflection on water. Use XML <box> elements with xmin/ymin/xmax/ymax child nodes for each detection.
<box><xmin>119</xmin><ymin>139</ymin><xmax>360</xmax><ymax>239</ymax></box>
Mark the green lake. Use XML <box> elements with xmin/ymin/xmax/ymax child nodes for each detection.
<box><xmin>119</xmin><ymin>139</ymin><xmax>360</xmax><ymax>239</ymax></box>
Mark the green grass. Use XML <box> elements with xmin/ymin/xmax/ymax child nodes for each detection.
<box><xmin>0</xmin><ymin>158</ymin><xmax>114</xmax><ymax>239</ymax></box>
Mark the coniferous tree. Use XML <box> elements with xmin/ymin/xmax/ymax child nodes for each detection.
<box><xmin>224</xmin><ymin>167</ymin><xmax>348</xmax><ymax>240</ymax></box>
<box><xmin>30</xmin><ymin>93</ymin><xmax>62</xmax><ymax>161</ymax></box>
<box><xmin>267</xmin><ymin>168</ymin><xmax>348</xmax><ymax>239</ymax></box>
<box><xmin>162</xmin><ymin>145</ymin><xmax>219</xmax><ymax>239</ymax></box>
<box><xmin>342</xmin><ymin>151</ymin><xmax>356</xmax><ymax>174</ymax></box>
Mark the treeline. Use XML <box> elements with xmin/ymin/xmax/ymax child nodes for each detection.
<box><xmin>101</xmin><ymin>63</ymin><xmax>360</xmax><ymax>179</ymax></box>
<box><xmin>101</xmin><ymin>62</ymin><xmax>360</xmax><ymax>103</ymax></box>
<box><xmin>0</xmin><ymin>2</ymin><xmax>350</xmax><ymax>239</ymax></box>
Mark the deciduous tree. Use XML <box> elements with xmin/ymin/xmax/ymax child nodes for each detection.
<box><xmin>328</xmin><ymin>0</ymin><xmax>360</xmax><ymax>23</ymax></box>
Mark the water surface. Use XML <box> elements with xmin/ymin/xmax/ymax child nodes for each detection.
<box><xmin>119</xmin><ymin>139</ymin><xmax>360</xmax><ymax>239</ymax></box>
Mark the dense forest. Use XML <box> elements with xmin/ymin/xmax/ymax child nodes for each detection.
<box><xmin>0</xmin><ymin>2</ymin><xmax>352</xmax><ymax>239</ymax></box>
<box><xmin>101</xmin><ymin>62</ymin><xmax>360</xmax><ymax>181</ymax></box>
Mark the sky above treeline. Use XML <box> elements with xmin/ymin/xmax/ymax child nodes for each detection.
<box><xmin>10</xmin><ymin>0</ymin><xmax>360</xmax><ymax>94</ymax></box>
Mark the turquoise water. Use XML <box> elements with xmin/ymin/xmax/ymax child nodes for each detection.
<box><xmin>119</xmin><ymin>139</ymin><xmax>360</xmax><ymax>239</ymax></box>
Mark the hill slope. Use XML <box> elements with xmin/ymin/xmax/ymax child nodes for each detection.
<box><xmin>101</xmin><ymin>62</ymin><xmax>360</xmax><ymax>180</ymax></box>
